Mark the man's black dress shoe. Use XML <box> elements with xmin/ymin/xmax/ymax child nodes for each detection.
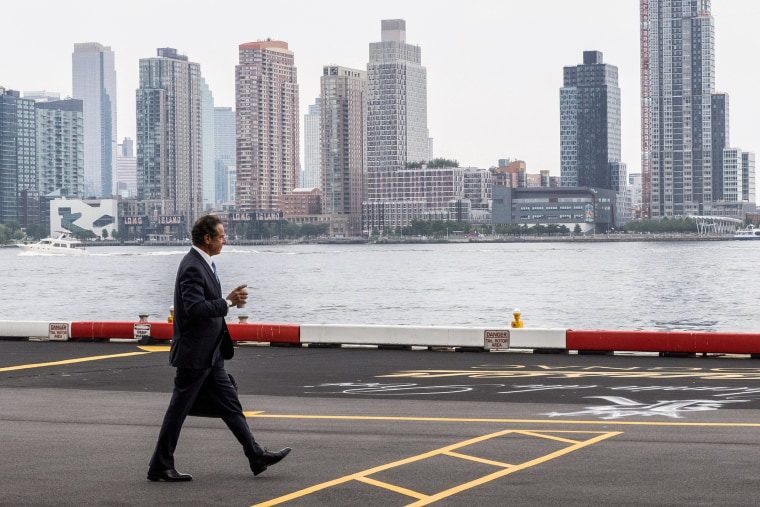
<box><xmin>250</xmin><ymin>447</ymin><xmax>292</xmax><ymax>476</ymax></box>
<box><xmin>147</xmin><ymin>468</ymin><xmax>193</xmax><ymax>482</ymax></box>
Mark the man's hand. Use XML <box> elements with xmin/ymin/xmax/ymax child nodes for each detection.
<box><xmin>227</xmin><ymin>284</ymin><xmax>248</xmax><ymax>308</ymax></box>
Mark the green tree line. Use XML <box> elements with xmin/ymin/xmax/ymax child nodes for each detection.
<box><xmin>622</xmin><ymin>217</ymin><xmax>698</xmax><ymax>233</ymax></box>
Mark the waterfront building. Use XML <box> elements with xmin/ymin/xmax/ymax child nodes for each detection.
<box><xmin>561</xmin><ymin>51</ymin><xmax>623</xmax><ymax>190</ymax></box>
<box><xmin>561</xmin><ymin>51</ymin><xmax>627</xmax><ymax>225</ymax></box>
<box><xmin>0</xmin><ymin>88</ymin><xmax>38</xmax><ymax>227</ymax></box>
<box><xmin>722</xmin><ymin>148</ymin><xmax>743</xmax><ymax>203</ymax></box>
<box><xmin>49</xmin><ymin>196</ymin><xmax>117</xmax><ymax>239</ymax></box>
<box><xmin>303</xmin><ymin>98</ymin><xmax>321</xmax><ymax>189</ymax></box>
<box><xmin>235</xmin><ymin>40</ymin><xmax>300</xmax><ymax>212</ymax></box>
<box><xmin>742</xmin><ymin>152</ymin><xmax>756</xmax><ymax>204</ymax></box>
<box><xmin>136</xmin><ymin>47</ymin><xmax>204</xmax><ymax>232</ymax></box>
<box><xmin>214</xmin><ymin>107</ymin><xmax>236</xmax><ymax>205</ymax></box>
<box><xmin>721</xmin><ymin>148</ymin><xmax>756</xmax><ymax>206</ymax></box>
<box><xmin>640</xmin><ymin>0</ymin><xmax>715</xmax><ymax>218</ymax></box>
<box><xmin>281</xmin><ymin>187</ymin><xmax>322</xmax><ymax>217</ymax></box>
<box><xmin>321</xmin><ymin>66</ymin><xmax>367</xmax><ymax>237</ymax></box>
<box><xmin>492</xmin><ymin>186</ymin><xmax>617</xmax><ymax>234</ymax></box>
<box><xmin>72</xmin><ymin>42</ymin><xmax>117</xmax><ymax>198</ymax></box>
<box><xmin>115</xmin><ymin>138</ymin><xmax>136</xmax><ymax>198</ymax></box>
<box><xmin>362</xmin><ymin>166</ymin><xmax>492</xmax><ymax>231</ymax></box>
<box><xmin>365</xmin><ymin>19</ymin><xmax>445</xmax><ymax>230</ymax></box>
<box><xmin>35</xmin><ymin>99</ymin><xmax>84</xmax><ymax>199</ymax></box>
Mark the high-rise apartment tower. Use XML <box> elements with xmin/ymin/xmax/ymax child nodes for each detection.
<box><xmin>36</xmin><ymin>99</ymin><xmax>85</xmax><ymax>198</ymax></box>
<box><xmin>366</xmin><ymin>19</ymin><xmax>429</xmax><ymax>173</ymax></box>
<box><xmin>235</xmin><ymin>40</ymin><xmax>300</xmax><ymax>212</ymax></box>
<box><xmin>136</xmin><ymin>48</ymin><xmax>204</xmax><ymax>229</ymax></box>
<box><xmin>561</xmin><ymin>51</ymin><xmax>624</xmax><ymax>190</ymax></box>
<box><xmin>321</xmin><ymin>66</ymin><xmax>366</xmax><ymax>237</ymax></box>
<box><xmin>640</xmin><ymin>0</ymin><xmax>714</xmax><ymax>218</ymax></box>
<box><xmin>0</xmin><ymin>89</ymin><xmax>38</xmax><ymax>227</ymax></box>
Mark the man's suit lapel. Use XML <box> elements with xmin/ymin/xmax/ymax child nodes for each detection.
<box><xmin>190</xmin><ymin>248</ymin><xmax>222</xmax><ymax>297</ymax></box>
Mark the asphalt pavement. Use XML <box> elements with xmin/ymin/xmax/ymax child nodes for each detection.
<box><xmin>2</xmin><ymin>340</ymin><xmax>760</xmax><ymax>506</ymax></box>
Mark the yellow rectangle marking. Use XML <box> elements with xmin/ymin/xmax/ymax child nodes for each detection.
<box><xmin>251</xmin><ymin>429</ymin><xmax>619</xmax><ymax>507</ymax></box>
<box><xmin>405</xmin><ymin>431</ymin><xmax>620</xmax><ymax>507</ymax></box>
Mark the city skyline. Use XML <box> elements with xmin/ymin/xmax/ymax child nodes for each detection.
<box><xmin>2</xmin><ymin>1</ymin><xmax>758</xmax><ymax>200</ymax></box>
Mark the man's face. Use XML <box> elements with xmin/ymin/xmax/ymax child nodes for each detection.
<box><xmin>205</xmin><ymin>223</ymin><xmax>226</xmax><ymax>256</ymax></box>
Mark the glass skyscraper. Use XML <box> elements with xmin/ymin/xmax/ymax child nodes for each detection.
<box><xmin>560</xmin><ymin>51</ymin><xmax>624</xmax><ymax>191</ymax></box>
<box><xmin>72</xmin><ymin>42</ymin><xmax>117</xmax><ymax>198</ymax></box>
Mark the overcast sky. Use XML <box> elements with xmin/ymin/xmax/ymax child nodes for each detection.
<box><xmin>2</xmin><ymin>1</ymin><xmax>758</xmax><ymax>190</ymax></box>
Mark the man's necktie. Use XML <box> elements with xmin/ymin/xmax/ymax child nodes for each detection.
<box><xmin>212</xmin><ymin>261</ymin><xmax>220</xmax><ymax>284</ymax></box>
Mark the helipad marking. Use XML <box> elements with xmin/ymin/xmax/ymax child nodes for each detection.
<box><xmin>250</xmin><ymin>429</ymin><xmax>619</xmax><ymax>506</ymax></box>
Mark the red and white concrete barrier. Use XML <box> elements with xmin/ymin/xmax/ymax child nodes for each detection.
<box><xmin>1</xmin><ymin>320</ymin><xmax>760</xmax><ymax>355</ymax></box>
<box><xmin>566</xmin><ymin>329</ymin><xmax>760</xmax><ymax>355</ymax></box>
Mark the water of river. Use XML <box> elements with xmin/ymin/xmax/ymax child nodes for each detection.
<box><xmin>3</xmin><ymin>240</ymin><xmax>758</xmax><ymax>332</ymax></box>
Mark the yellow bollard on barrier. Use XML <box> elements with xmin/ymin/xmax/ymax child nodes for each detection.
<box><xmin>510</xmin><ymin>308</ymin><xmax>524</xmax><ymax>328</ymax></box>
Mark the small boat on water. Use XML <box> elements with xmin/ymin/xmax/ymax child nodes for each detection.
<box><xmin>733</xmin><ymin>225</ymin><xmax>760</xmax><ymax>240</ymax></box>
<box><xmin>18</xmin><ymin>230</ymin><xmax>86</xmax><ymax>254</ymax></box>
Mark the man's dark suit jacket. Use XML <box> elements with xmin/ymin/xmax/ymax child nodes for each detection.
<box><xmin>169</xmin><ymin>248</ymin><xmax>234</xmax><ymax>369</ymax></box>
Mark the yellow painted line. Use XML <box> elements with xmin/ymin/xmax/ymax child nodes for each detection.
<box><xmin>242</xmin><ymin>412</ymin><xmax>760</xmax><ymax>428</ymax></box>
<box><xmin>443</xmin><ymin>450</ymin><xmax>513</xmax><ymax>468</ymax></box>
<box><xmin>405</xmin><ymin>432</ymin><xmax>620</xmax><ymax>506</ymax></box>
<box><xmin>252</xmin><ymin>428</ymin><xmax>619</xmax><ymax>507</ymax></box>
<box><xmin>0</xmin><ymin>351</ymin><xmax>153</xmax><ymax>372</ymax></box>
<box><xmin>137</xmin><ymin>345</ymin><xmax>170</xmax><ymax>352</ymax></box>
<box><xmin>355</xmin><ymin>476</ymin><xmax>428</xmax><ymax>500</ymax></box>
<box><xmin>516</xmin><ymin>430</ymin><xmax>582</xmax><ymax>444</ymax></box>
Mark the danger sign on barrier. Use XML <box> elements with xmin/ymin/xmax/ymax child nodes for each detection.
<box><xmin>484</xmin><ymin>329</ymin><xmax>510</xmax><ymax>351</ymax></box>
<box><xmin>48</xmin><ymin>322</ymin><xmax>69</xmax><ymax>341</ymax></box>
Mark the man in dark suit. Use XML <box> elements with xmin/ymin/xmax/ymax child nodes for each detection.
<box><xmin>148</xmin><ymin>214</ymin><xmax>291</xmax><ymax>482</ymax></box>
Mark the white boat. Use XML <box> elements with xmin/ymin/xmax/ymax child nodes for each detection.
<box><xmin>733</xmin><ymin>225</ymin><xmax>760</xmax><ymax>240</ymax></box>
<box><xmin>18</xmin><ymin>231</ymin><xmax>87</xmax><ymax>254</ymax></box>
